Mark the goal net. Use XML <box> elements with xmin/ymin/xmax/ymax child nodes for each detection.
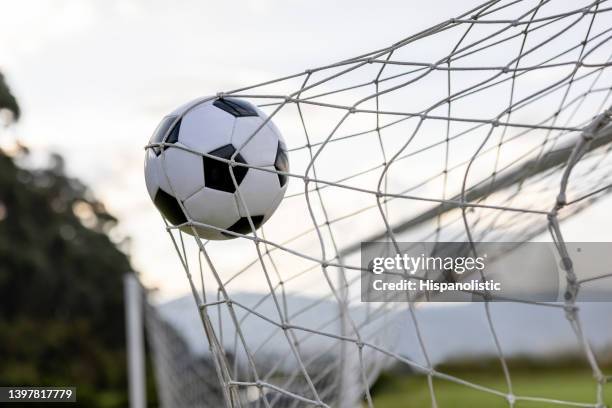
<box><xmin>146</xmin><ymin>0</ymin><xmax>612</xmax><ymax>406</ymax></box>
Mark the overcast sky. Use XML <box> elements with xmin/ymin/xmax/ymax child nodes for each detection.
<box><xmin>1</xmin><ymin>0</ymin><xmax>611</xmax><ymax>299</ymax></box>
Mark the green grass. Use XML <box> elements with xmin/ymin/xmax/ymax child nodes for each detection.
<box><xmin>370</xmin><ymin>366</ymin><xmax>609</xmax><ymax>408</ymax></box>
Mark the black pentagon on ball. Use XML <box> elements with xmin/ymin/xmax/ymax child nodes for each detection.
<box><xmin>213</xmin><ymin>97</ymin><xmax>259</xmax><ymax>117</ymax></box>
<box><xmin>153</xmin><ymin>188</ymin><xmax>187</xmax><ymax>225</ymax></box>
<box><xmin>149</xmin><ymin>115</ymin><xmax>182</xmax><ymax>156</ymax></box>
<box><xmin>222</xmin><ymin>215</ymin><xmax>264</xmax><ymax>238</ymax></box>
<box><xmin>203</xmin><ymin>144</ymin><xmax>248</xmax><ymax>193</ymax></box>
<box><xmin>274</xmin><ymin>141</ymin><xmax>289</xmax><ymax>187</ymax></box>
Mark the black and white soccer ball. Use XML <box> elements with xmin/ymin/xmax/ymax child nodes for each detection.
<box><xmin>144</xmin><ymin>97</ymin><xmax>289</xmax><ymax>240</ymax></box>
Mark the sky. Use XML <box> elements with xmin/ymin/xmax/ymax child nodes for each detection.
<box><xmin>1</xmin><ymin>0</ymin><xmax>611</xmax><ymax>299</ymax></box>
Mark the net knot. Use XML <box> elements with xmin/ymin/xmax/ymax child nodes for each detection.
<box><xmin>595</xmin><ymin>372</ymin><xmax>607</xmax><ymax>384</ymax></box>
<box><xmin>563</xmin><ymin>303</ymin><xmax>578</xmax><ymax>316</ymax></box>
<box><xmin>506</xmin><ymin>394</ymin><xmax>516</xmax><ymax>404</ymax></box>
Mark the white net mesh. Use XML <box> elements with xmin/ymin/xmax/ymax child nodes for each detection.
<box><xmin>146</xmin><ymin>0</ymin><xmax>612</xmax><ymax>406</ymax></box>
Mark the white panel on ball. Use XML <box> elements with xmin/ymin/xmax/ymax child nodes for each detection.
<box><xmin>265</xmin><ymin>119</ymin><xmax>283</xmax><ymax>141</ymax></box>
<box><xmin>231</xmin><ymin>117</ymin><xmax>278</xmax><ymax>166</ymax></box>
<box><xmin>183</xmin><ymin>187</ymin><xmax>240</xmax><ymax>231</ymax></box>
<box><xmin>149</xmin><ymin>152</ymin><xmax>172</xmax><ymax>196</ymax></box>
<box><xmin>179</xmin><ymin>102</ymin><xmax>235</xmax><ymax>154</ymax></box>
<box><xmin>235</xmin><ymin>166</ymin><xmax>282</xmax><ymax>218</ymax></box>
<box><xmin>144</xmin><ymin>149</ymin><xmax>160</xmax><ymax>199</ymax></box>
<box><xmin>158</xmin><ymin>144</ymin><xmax>205</xmax><ymax>201</ymax></box>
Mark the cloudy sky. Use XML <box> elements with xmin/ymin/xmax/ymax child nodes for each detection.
<box><xmin>1</xmin><ymin>0</ymin><xmax>611</xmax><ymax>299</ymax></box>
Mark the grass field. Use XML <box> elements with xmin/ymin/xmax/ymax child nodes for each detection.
<box><xmin>370</xmin><ymin>363</ymin><xmax>610</xmax><ymax>407</ymax></box>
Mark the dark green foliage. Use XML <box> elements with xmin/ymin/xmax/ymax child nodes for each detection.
<box><xmin>0</xmin><ymin>74</ymin><xmax>150</xmax><ymax>406</ymax></box>
<box><xmin>0</xmin><ymin>151</ymin><xmax>132</xmax><ymax>406</ymax></box>
<box><xmin>0</xmin><ymin>72</ymin><xmax>19</xmax><ymax>120</ymax></box>
<box><xmin>0</xmin><ymin>152</ymin><xmax>130</xmax><ymax>339</ymax></box>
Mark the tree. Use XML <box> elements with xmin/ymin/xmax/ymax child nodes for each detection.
<box><xmin>0</xmin><ymin>72</ymin><xmax>140</xmax><ymax>407</ymax></box>
<box><xmin>0</xmin><ymin>72</ymin><xmax>19</xmax><ymax>120</ymax></box>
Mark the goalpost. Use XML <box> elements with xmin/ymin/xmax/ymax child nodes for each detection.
<box><xmin>142</xmin><ymin>1</ymin><xmax>612</xmax><ymax>407</ymax></box>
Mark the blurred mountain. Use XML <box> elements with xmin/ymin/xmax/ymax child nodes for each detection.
<box><xmin>0</xmin><ymin>73</ymin><xmax>139</xmax><ymax>407</ymax></box>
<box><xmin>158</xmin><ymin>291</ymin><xmax>612</xmax><ymax>366</ymax></box>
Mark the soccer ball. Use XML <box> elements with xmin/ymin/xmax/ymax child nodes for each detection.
<box><xmin>144</xmin><ymin>97</ymin><xmax>289</xmax><ymax>240</ymax></box>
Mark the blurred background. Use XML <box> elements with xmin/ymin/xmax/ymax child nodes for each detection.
<box><xmin>1</xmin><ymin>1</ymin><xmax>612</xmax><ymax>407</ymax></box>
<box><xmin>0</xmin><ymin>0</ymin><xmax>522</xmax><ymax>300</ymax></box>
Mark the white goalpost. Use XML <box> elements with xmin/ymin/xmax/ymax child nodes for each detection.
<box><xmin>141</xmin><ymin>1</ymin><xmax>612</xmax><ymax>407</ymax></box>
<box><xmin>124</xmin><ymin>274</ymin><xmax>147</xmax><ymax>408</ymax></box>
